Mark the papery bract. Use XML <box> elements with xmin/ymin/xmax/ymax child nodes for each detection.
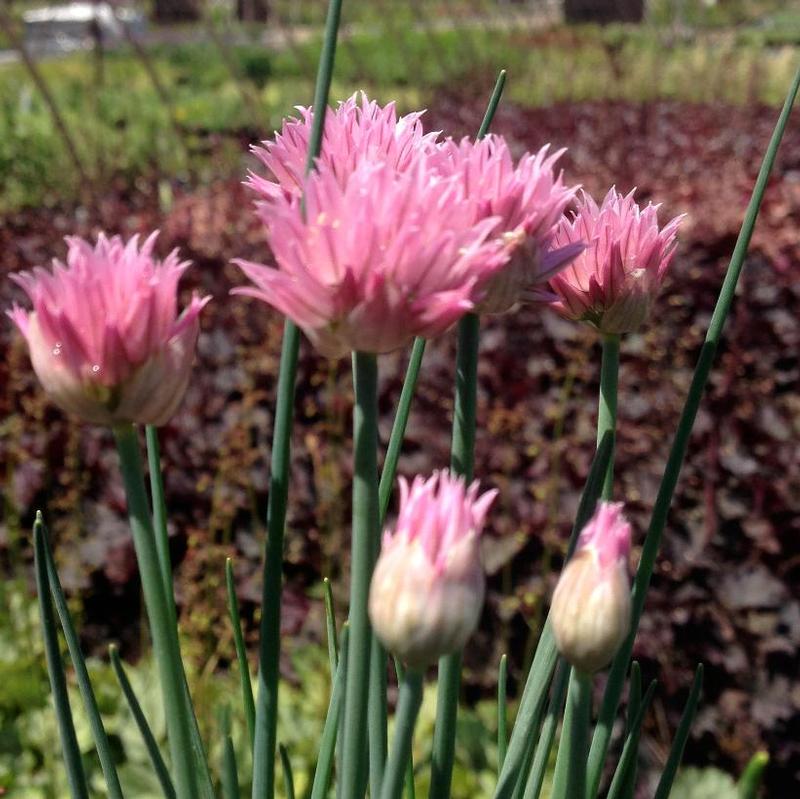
<box><xmin>247</xmin><ymin>92</ymin><xmax>440</xmax><ymax>201</ymax></box>
<box><xmin>433</xmin><ymin>135</ymin><xmax>582</xmax><ymax>313</ymax></box>
<box><xmin>368</xmin><ymin>471</ymin><xmax>497</xmax><ymax>669</ymax></box>
<box><xmin>7</xmin><ymin>232</ymin><xmax>209</xmax><ymax>426</ymax></box>
<box><xmin>548</xmin><ymin>188</ymin><xmax>684</xmax><ymax>334</ymax></box>
<box><xmin>550</xmin><ymin>501</ymin><xmax>633</xmax><ymax>674</ymax></box>
<box><xmin>234</xmin><ymin>157</ymin><xmax>508</xmax><ymax>357</ymax></box>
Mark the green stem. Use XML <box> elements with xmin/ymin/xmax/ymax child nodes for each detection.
<box><xmin>113</xmin><ymin>424</ymin><xmax>197</xmax><ymax>799</ymax></box>
<box><xmin>597</xmin><ymin>334</ymin><xmax>619</xmax><ymax>500</ymax></box>
<box><xmin>378</xmin><ymin>336</ymin><xmax>426</xmax><ymax>522</ymax></box>
<box><xmin>521</xmin><ymin>661</ymin><xmax>569</xmax><ymax>799</ymax></box>
<box><xmin>145</xmin><ymin>425</ymin><xmax>172</xmax><ymax>601</ymax></box>
<box><xmin>342</xmin><ymin>352</ymin><xmax>380</xmax><ymax>799</ymax></box>
<box><xmin>586</xmin><ymin>66</ymin><xmax>800</xmax><ymax>799</ymax></box>
<box><xmin>227</xmin><ymin>557</ymin><xmax>255</xmax><ymax>749</ymax></box>
<box><xmin>550</xmin><ymin>671</ymin><xmax>591</xmax><ymax>799</ymax></box>
<box><xmin>40</xmin><ymin>518</ymin><xmax>124</xmax><ymax>799</ymax></box>
<box><xmin>380</xmin><ymin>671</ymin><xmax>424</xmax><ymax>799</ymax></box>
<box><xmin>109</xmin><ymin>645</ymin><xmax>176</xmax><ymax>799</ymax></box>
<box><xmin>497</xmin><ymin>654</ymin><xmax>508</xmax><ymax>772</ymax></box>
<box><xmin>33</xmin><ymin>518</ymin><xmax>89</xmax><ymax>799</ymax></box>
<box><xmin>429</xmin><ymin>311</ymin><xmax>480</xmax><ymax>799</ymax></box>
<box><xmin>251</xmin><ymin>0</ymin><xmax>343</xmax><ymax>794</ymax></box>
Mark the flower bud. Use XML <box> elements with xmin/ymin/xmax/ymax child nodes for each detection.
<box><xmin>550</xmin><ymin>502</ymin><xmax>633</xmax><ymax>674</ymax></box>
<box><xmin>7</xmin><ymin>233</ymin><xmax>209</xmax><ymax>427</ymax></box>
<box><xmin>368</xmin><ymin>471</ymin><xmax>497</xmax><ymax>670</ymax></box>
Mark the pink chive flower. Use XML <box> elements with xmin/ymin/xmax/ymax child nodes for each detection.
<box><xmin>246</xmin><ymin>92</ymin><xmax>440</xmax><ymax>202</ymax></box>
<box><xmin>550</xmin><ymin>502</ymin><xmax>633</xmax><ymax>674</ymax></box>
<box><xmin>548</xmin><ymin>188</ymin><xmax>684</xmax><ymax>334</ymax></box>
<box><xmin>432</xmin><ymin>136</ymin><xmax>582</xmax><ymax>314</ymax></box>
<box><xmin>368</xmin><ymin>471</ymin><xmax>497</xmax><ymax>668</ymax></box>
<box><xmin>7</xmin><ymin>233</ymin><xmax>209</xmax><ymax>427</ymax></box>
<box><xmin>233</xmin><ymin>156</ymin><xmax>507</xmax><ymax>358</ymax></box>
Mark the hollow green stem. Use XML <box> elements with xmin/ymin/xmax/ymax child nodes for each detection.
<box><xmin>251</xmin><ymin>0</ymin><xmax>343</xmax><ymax>794</ymax></box>
<box><xmin>586</xmin><ymin>66</ymin><xmax>800</xmax><ymax>799</ymax></box>
<box><xmin>109</xmin><ymin>645</ymin><xmax>176</xmax><ymax>799</ymax></box>
<box><xmin>497</xmin><ymin>654</ymin><xmax>508</xmax><ymax>772</ymax></box>
<box><xmin>226</xmin><ymin>557</ymin><xmax>255</xmax><ymax>749</ymax></box>
<box><xmin>378</xmin><ymin>336</ymin><xmax>426</xmax><ymax>522</ymax></box>
<box><xmin>145</xmin><ymin>425</ymin><xmax>172</xmax><ymax>601</ymax></box>
<box><xmin>33</xmin><ymin>518</ymin><xmax>89</xmax><ymax>799</ymax></box>
<box><xmin>597</xmin><ymin>334</ymin><xmax>619</xmax><ymax>500</ymax></box>
<box><xmin>381</xmin><ymin>671</ymin><xmax>424</xmax><ymax>799</ymax></box>
<box><xmin>521</xmin><ymin>660</ymin><xmax>569</xmax><ymax>799</ymax></box>
<box><xmin>113</xmin><ymin>424</ymin><xmax>197</xmax><ymax>799</ymax></box>
<box><xmin>550</xmin><ymin>671</ymin><xmax>591</xmax><ymax>799</ymax></box>
<box><xmin>342</xmin><ymin>352</ymin><xmax>380</xmax><ymax>799</ymax></box>
<box><xmin>40</xmin><ymin>518</ymin><xmax>124</xmax><ymax>799</ymax></box>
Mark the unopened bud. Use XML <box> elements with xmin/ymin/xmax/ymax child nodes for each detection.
<box><xmin>368</xmin><ymin>471</ymin><xmax>497</xmax><ymax>670</ymax></box>
<box><xmin>550</xmin><ymin>502</ymin><xmax>632</xmax><ymax>674</ymax></box>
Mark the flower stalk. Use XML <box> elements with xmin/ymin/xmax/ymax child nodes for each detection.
<box><xmin>380</xmin><ymin>670</ymin><xmax>424</xmax><ymax>799</ymax></box>
<box><xmin>341</xmin><ymin>352</ymin><xmax>380</xmax><ymax>799</ymax></box>
<box><xmin>113</xmin><ymin>424</ymin><xmax>198</xmax><ymax>799</ymax></box>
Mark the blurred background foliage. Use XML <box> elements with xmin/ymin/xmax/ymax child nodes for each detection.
<box><xmin>2</xmin><ymin>0</ymin><xmax>800</xmax><ymax>796</ymax></box>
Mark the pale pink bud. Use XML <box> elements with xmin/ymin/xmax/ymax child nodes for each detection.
<box><xmin>548</xmin><ymin>188</ymin><xmax>684</xmax><ymax>334</ymax></box>
<box><xmin>7</xmin><ymin>233</ymin><xmax>209</xmax><ymax>427</ymax></box>
<box><xmin>431</xmin><ymin>136</ymin><xmax>581</xmax><ymax>314</ymax></box>
<box><xmin>368</xmin><ymin>471</ymin><xmax>497</xmax><ymax>669</ymax></box>
<box><xmin>550</xmin><ymin>502</ymin><xmax>633</xmax><ymax>674</ymax></box>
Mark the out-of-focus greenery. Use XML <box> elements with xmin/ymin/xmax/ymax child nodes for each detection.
<box><xmin>0</xmin><ymin>579</ymin><xmax>509</xmax><ymax>797</ymax></box>
<box><xmin>1</xmin><ymin>17</ymin><xmax>799</xmax><ymax>211</ymax></box>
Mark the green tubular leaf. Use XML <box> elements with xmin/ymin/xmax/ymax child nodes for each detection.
<box><xmin>222</xmin><ymin>734</ymin><xmax>240</xmax><ymax>799</ymax></box>
<box><xmin>380</xmin><ymin>670</ymin><xmax>424</xmax><ymax>799</ymax></box>
<box><xmin>498</xmin><ymin>654</ymin><xmax>508</xmax><ymax>772</ymax></box>
<box><xmin>33</xmin><ymin>515</ymin><xmax>90</xmax><ymax>799</ymax></box>
<box><xmin>279</xmin><ymin>743</ymin><xmax>296</xmax><ymax>799</ymax></box>
<box><xmin>146</xmin><ymin>427</ymin><xmax>215</xmax><ymax>799</ymax></box>
<box><xmin>737</xmin><ymin>751</ymin><xmax>769</xmax><ymax>799</ymax></box>
<box><xmin>588</xmin><ymin>66</ymin><xmax>800</xmax><ymax>799</ymax></box>
<box><xmin>654</xmin><ymin>665</ymin><xmax>704</xmax><ymax>799</ymax></box>
<box><xmin>252</xmin><ymin>1</ymin><xmax>344</xmax><ymax>795</ymax></box>
<box><xmin>521</xmin><ymin>660</ymin><xmax>569</xmax><ymax>799</ymax></box>
<box><xmin>324</xmin><ymin>577</ymin><xmax>340</xmax><ymax>673</ymax></box>
<box><xmin>493</xmin><ymin>432</ymin><xmax>613</xmax><ymax>799</ymax></box>
<box><xmin>226</xmin><ymin>558</ymin><xmax>255</xmax><ymax>749</ymax></box>
<box><xmin>109</xmin><ymin>645</ymin><xmax>176</xmax><ymax>799</ymax></box>
<box><xmin>619</xmin><ymin>662</ymin><xmax>643</xmax><ymax>799</ymax></box>
<box><xmin>310</xmin><ymin>628</ymin><xmax>349</xmax><ymax>799</ymax></box>
<box><xmin>342</xmin><ymin>352</ymin><xmax>380</xmax><ymax>799</ymax></box>
<box><xmin>477</xmin><ymin>70</ymin><xmax>508</xmax><ymax>139</ymax></box>
<box><xmin>606</xmin><ymin>680</ymin><xmax>657</xmax><ymax>799</ymax></box>
<box><xmin>40</xmin><ymin>518</ymin><xmax>124</xmax><ymax>799</ymax></box>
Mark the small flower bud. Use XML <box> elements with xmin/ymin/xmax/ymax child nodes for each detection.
<box><xmin>7</xmin><ymin>233</ymin><xmax>209</xmax><ymax>427</ymax></box>
<box><xmin>550</xmin><ymin>502</ymin><xmax>633</xmax><ymax>674</ymax></box>
<box><xmin>368</xmin><ymin>471</ymin><xmax>497</xmax><ymax>670</ymax></box>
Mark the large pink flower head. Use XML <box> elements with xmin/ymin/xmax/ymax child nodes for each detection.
<box><xmin>548</xmin><ymin>188</ymin><xmax>684</xmax><ymax>334</ymax></box>
<box><xmin>368</xmin><ymin>471</ymin><xmax>497</xmax><ymax>669</ymax></box>
<box><xmin>432</xmin><ymin>135</ymin><xmax>582</xmax><ymax>313</ymax></box>
<box><xmin>246</xmin><ymin>92</ymin><xmax>439</xmax><ymax>202</ymax></box>
<box><xmin>234</xmin><ymin>156</ymin><xmax>507</xmax><ymax>357</ymax></box>
<box><xmin>7</xmin><ymin>232</ymin><xmax>209</xmax><ymax>427</ymax></box>
<box><xmin>550</xmin><ymin>501</ymin><xmax>633</xmax><ymax>674</ymax></box>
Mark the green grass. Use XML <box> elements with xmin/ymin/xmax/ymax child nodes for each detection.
<box><xmin>0</xmin><ymin>22</ymin><xmax>798</xmax><ymax>210</ymax></box>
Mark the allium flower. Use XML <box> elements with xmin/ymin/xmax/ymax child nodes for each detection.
<box><xmin>548</xmin><ymin>188</ymin><xmax>684</xmax><ymax>334</ymax></box>
<box><xmin>7</xmin><ymin>233</ymin><xmax>209</xmax><ymax>427</ymax></box>
<box><xmin>368</xmin><ymin>471</ymin><xmax>497</xmax><ymax>669</ymax></box>
<box><xmin>432</xmin><ymin>136</ymin><xmax>582</xmax><ymax>313</ymax></box>
<box><xmin>550</xmin><ymin>502</ymin><xmax>633</xmax><ymax>674</ymax></box>
<box><xmin>247</xmin><ymin>92</ymin><xmax>440</xmax><ymax>201</ymax></box>
<box><xmin>234</xmin><ymin>157</ymin><xmax>507</xmax><ymax>357</ymax></box>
